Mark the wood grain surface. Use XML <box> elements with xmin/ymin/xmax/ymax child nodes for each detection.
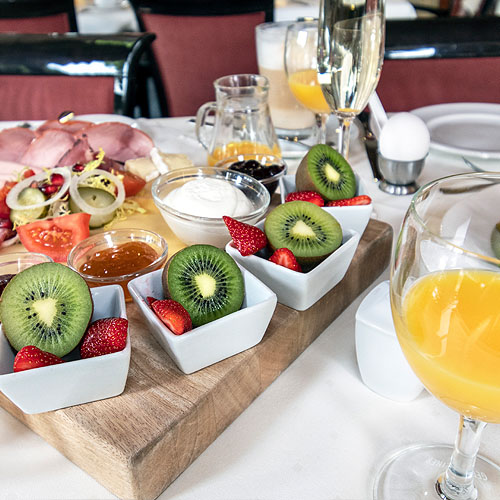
<box><xmin>0</xmin><ymin>218</ymin><xmax>393</xmax><ymax>500</ymax></box>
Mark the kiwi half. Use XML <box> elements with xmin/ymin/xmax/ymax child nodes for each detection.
<box><xmin>264</xmin><ymin>201</ymin><xmax>342</xmax><ymax>265</ymax></box>
<box><xmin>162</xmin><ymin>244</ymin><xmax>244</xmax><ymax>327</ymax></box>
<box><xmin>296</xmin><ymin>144</ymin><xmax>356</xmax><ymax>201</ymax></box>
<box><xmin>0</xmin><ymin>262</ymin><xmax>93</xmax><ymax>357</ymax></box>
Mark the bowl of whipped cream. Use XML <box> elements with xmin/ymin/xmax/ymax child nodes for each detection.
<box><xmin>152</xmin><ymin>166</ymin><xmax>270</xmax><ymax>247</ymax></box>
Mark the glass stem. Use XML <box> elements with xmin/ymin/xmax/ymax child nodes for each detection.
<box><xmin>337</xmin><ymin>116</ymin><xmax>352</xmax><ymax>159</ymax></box>
<box><xmin>436</xmin><ymin>416</ymin><xmax>487</xmax><ymax>500</ymax></box>
<box><xmin>316</xmin><ymin>113</ymin><xmax>328</xmax><ymax>144</ymax></box>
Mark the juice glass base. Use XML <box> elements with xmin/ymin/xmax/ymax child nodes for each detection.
<box><xmin>373</xmin><ymin>443</ymin><xmax>500</xmax><ymax>500</ymax></box>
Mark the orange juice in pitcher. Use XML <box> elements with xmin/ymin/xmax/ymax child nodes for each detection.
<box><xmin>196</xmin><ymin>74</ymin><xmax>281</xmax><ymax>165</ymax></box>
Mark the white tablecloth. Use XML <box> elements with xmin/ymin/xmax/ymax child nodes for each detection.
<box><xmin>1</xmin><ymin>115</ymin><xmax>499</xmax><ymax>499</ymax></box>
<box><xmin>76</xmin><ymin>0</ymin><xmax>416</xmax><ymax>35</ymax></box>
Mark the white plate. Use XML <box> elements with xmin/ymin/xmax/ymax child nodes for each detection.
<box><xmin>412</xmin><ymin>103</ymin><xmax>500</xmax><ymax>160</ymax></box>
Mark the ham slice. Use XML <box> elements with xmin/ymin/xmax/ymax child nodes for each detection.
<box><xmin>21</xmin><ymin>129</ymin><xmax>76</xmax><ymax>169</ymax></box>
<box><xmin>0</xmin><ymin>160</ymin><xmax>40</xmax><ymax>184</ymax></box>
<box><xmin>37</xmin><ymin>119</ymin><xmax>93</xmax><ymax>134</ymax></box>
<box><xmin>57</xmin><ymin>136</ymin><xmax>94</xmax><ymax>167</ymax></box>
<box><xmin>80</xmin><ymin>122</ymin><xmax>154</xmax><ymax>163</ymax></box>
<box><xmin>0</xmin><ymin>127</ymin><xmax>36</xmax><ymax>162</ymax></box>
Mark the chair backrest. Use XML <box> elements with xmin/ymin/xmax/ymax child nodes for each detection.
<box><xmin>0</xmin><ymin>32</ymin><xmax>155</xmax><ymax>120</ymax></box>
<box><xmin>0</xmin><ymin>0</ymin><xmax>78</xmax><ymax>32</ymax></box>
<box><xmin>377</xmin><ymin>17</ymin><xmax>500</xmax><ymax>112</ymax></box>
<box><xmin>129</xmin><ymin>0</ymin><xmax>274</xmax><ymax>117</ymax></box>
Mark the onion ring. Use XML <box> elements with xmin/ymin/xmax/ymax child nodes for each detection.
<box><xmin>6</xmin><ymin>167</ymin><xmax>71</xmax><ymax>211</ymax></box>
<box><xmin>69</xmin><ymin>168</ymin><xmax>125</xmax><ymax>216</ymax></box>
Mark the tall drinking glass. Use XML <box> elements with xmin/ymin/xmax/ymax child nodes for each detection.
<box><xmin>256</xmin><ymin>21</ymin><xmax>316</xmax><ymax>140</ymax></box>
<box><xmin>284</xmin><ymin>20</ymin><xmax>331</xmax><ymax>144</ymax></box>
<box><xmin>375</xmin><ymin>172</ymin><xmax>500</xmax><ymax>499</ymax></box>
<box><xmin>318</xmin><ymin>0</ymin><xmax>385</xmax><ymax>158</ymax></box>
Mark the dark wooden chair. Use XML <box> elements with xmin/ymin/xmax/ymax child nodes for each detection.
<box><xmin>0</xmin><ymin>32</ymin><xmax>155</xmax><ymax>120</ymax></box>
<box><xmin>0</xmin><ymin>0</ymin><xmax>78</xmax><ymax>32</ymax></box>
<box><xmin>377</xmin><ymin>17</ymin><xmax>500</xmax><ymax>112</ymax></box>
<box><xmin>129</xmin><ymin>0</ymin><xmax>274</xmax><ymax>117</ymax></box>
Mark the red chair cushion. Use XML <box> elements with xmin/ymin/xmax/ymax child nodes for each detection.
<box><xmin>0</xmin><ymin>14</ymin><xmax>70</xmax><ymax>33</ymax></box>
<box><xmin>0</xmin><ymin>75</ymin><xmax>115</xmax><ymax>121</ymax></box>
<box><xmin>377</xmin><ymin>57</ymin><xmax>500</xmax><ymax>112</ymax></box>
<box><xmin>142</xmin><ymin>11</ymin><xmax>265</xmax><ymax>117</ymax></box>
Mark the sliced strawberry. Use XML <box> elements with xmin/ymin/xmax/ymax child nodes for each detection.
<box><xmin>151</xmin><ymin>299</ymin><xmax>192</xmax><ymax>335</ymax></box>
<box><xmin>223</xmin><ymin>215</ymin><xmax>268</xmax><ymax>256</ymax></box>
<box><xmin>326</xmin><ymin>195</ymin><xmax>372</xmax><ymax>207</ymax></box>
<box><xmin>13</xmin><ymin>345</ymin><xmax>64</xmax><ymax>372</ymax></box>
<box><xmin>285</xmin><ymin>190</ymin><xmax>324</xmax><ymax>207</ymax></box>
<box><xmin>80</xmin><ymin>317</ymin><xmax>129</xmax><ymax>358</ymax></box>
<box><xmin>146</xmin><ymin>296</ymin><xmax>158</xmax><ymax>307</ymax></box>
<box><xmin>269</xmin><ymin>248</ymin><xmax>302</xmax><ymax>272</ymax></box>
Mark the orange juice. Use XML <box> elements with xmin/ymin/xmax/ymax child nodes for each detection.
<box><xmin>393</xmin><ymin>269</ymin><xmax>500</xmax><ymax>423</ymax></box>
<box><xmin>208</xmin><ymin>141</ymin><xmax>281</xmax><ymax>166</ymax></box>
<box><xmin>288</xmin><ymin>69</ymin><xmax>330</xmax><ymax>114</ymax></box>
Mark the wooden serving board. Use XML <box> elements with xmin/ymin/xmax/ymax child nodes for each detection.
<box><xmin>0</xmin><ymin>218</ymin><xmax>392</xmax><ymax>500</ymax></box>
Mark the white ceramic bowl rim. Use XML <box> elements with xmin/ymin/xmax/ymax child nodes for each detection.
<box><xmin>67</xmin><ymin>228</ymin><xmax>168</xmax><ymax>283</ymax></box>
<box><xmin>152</xmin><ymin>166</ymin><xmax>271</xmax><ymax>223</ymax></box>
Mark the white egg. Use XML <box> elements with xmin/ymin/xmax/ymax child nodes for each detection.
<box><xmin>379</xmin><ymin>112</ymin><xmax>430</xmax><ymax>161</ymax></box>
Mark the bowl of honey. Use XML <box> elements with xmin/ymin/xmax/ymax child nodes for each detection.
<box><xmin>67</xmin><ymin>228</ymin><xmax>168</xmax><ymax>301</ymax></box>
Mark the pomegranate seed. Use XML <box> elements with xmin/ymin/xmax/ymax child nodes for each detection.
<box><xmin>39</xmin><ymin>183</ymin><xmax>59</xmax><ymax>195</ymax></box>
<box><xmin>72</xmin><ymin>164</ymin><xmax>85</xmax><ymax>172</ymax></box>
<box><xmin>50</xmin><ymin>173</ymin><xmax>65</xmax><ymax>186</ymax></box>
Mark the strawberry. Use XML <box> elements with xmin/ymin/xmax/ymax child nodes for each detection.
<box><xmin>269</xmin><ymin>248</ymin><xmax>302</xmax><ymax>272</ymax></box>
<box><xmin>285</xmin><ymin>190</ymin><xmax>324</xmax><ymax>206</ymax></box>
<box><xmin>223</xmin><ymin>215</ymin><xmax>268</xmax><ymax>256</ymax></box>
<box><xmin>151</xmin><ymin>299</ymin><xmax>192</xmax><ymax>335</ymax></box>
<box><xmin>80</xmin><ymin>317</ymin><xmax>129</xmax><ymax>358</ymax></box>
<box><xmin>146</xmin><ymin>296</ymin><xmax>157</xmax><ymax>307</ymax></box>
<box><xmin>13</xmin><ymin>345</ymin><xmax>64</xmax><ymax>372</ymax></box>
<box><xmin>326</xmin><ymin>195</ymin><xmax>372</xmax><ymax>207</ymax></box>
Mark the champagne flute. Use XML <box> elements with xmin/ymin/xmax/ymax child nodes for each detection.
<box><xmin>318</xmin><ymin>0</ymin><xmax>385</xmax><ymax>158</ymax></box>
<box><xmin>375</xmin><ymin>172</ymin><xmax>500</xmax><ymax>499</ymax></box>
<box><xmin>284</xmin><ymin>20</ymin><xmax>331</xmax><ymax>144</ymax></box>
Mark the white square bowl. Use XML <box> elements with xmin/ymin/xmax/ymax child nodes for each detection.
<box><xmin>0</xmin><ymin>285</ymin><xmax>130</xmax><ymax>414</ymax></box>
<box><xmin>226</xmin><ymin>221</ymin><xmax>360</xmax><ymax>311</ymax></box>
<box><xmin>281</xmin><ymin>174</ymin><xmax>373</xmax><ymax>237</ymax></box>
<box><xmin>128</xmin><ymin>267</ymin><xmax>277</xmax><ymax>374</ymax></box>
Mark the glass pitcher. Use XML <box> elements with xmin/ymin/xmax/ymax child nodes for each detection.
<box><xmin>195</xmin><ymin>74</ymin><xmax>281</xmax><ymax>165</ymax></box>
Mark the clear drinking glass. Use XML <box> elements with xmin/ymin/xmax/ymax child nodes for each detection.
<box><xmin>284</xmin><ymin>20</ymin><xmax>331</xmax><ymax>144</ymax></box>
<box><xmin>256</xmin><ymin>21</ymin><xmax>316</xmax><ymax>140</ymax></box>
<box><xmin>375</xmin><ymin>172</ymin><xmax>500</xmax><ymax>499</ymax></box>
<box><xmin>318</xmin><ymin>0</ymin><xmax>385</xmax><ymax>158</ymax></box>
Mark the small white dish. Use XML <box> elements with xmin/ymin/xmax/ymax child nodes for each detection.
<box><xmin>226</xmin><ymin>221</ymin><xmax>360</xmax><ymax>311</ymax></box>
<box><xmin>355</xmin><ymin>281</ymin><xmax>424</xmax><ymax>402</ymax></box>
<box><xmin>0</xmin><ymin>285</ymin><xmax>130</xmax><ymax>414</ymax></box>
<box><xmin>281</xmin><ymin>174</ymin><xmax>372</xmax><ymax>236</ymax></box>
<box><xmin>128</xmin><ymin>267</ymin><xmax>277</xmax><ymax>374</ymax></box>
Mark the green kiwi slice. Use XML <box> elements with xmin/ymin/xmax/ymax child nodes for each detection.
<box><xmin>491</xmin><ymin>222</ymin><xmax>500</xmax><ymax>260</ymax></box>
<box><xmin>0</xmin><ymin>262</ymin><xmax>93</xmax><ymax>357</ymax></box>
<box><xmin>264</xmin><ymin>201</ymin><xmax>343</xmax><ymax>265</ymax></box>
<box><xmin>162</xmin><ymin>244</ymin><xmax>244</xmax><ymax>327</ymax></box>
<box><xmin>296</xmin><ymin>144</ymin><xmax>356</xmax><ymax>201</ymax></box>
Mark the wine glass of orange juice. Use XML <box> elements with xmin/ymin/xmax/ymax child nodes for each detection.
<box><xmin>284</xmin><ymin>20</ymin><xmax>330</xmax><ymax>144</ymax></box>
<box><xmin>375</xmin><ymin>172</ymin><xmax>500</xmax><ymax>500</ymax></box>
<box><xmin>195</xmin><ymin>74</ymin><xmax>281</xmax><ymax>165</ymax></box>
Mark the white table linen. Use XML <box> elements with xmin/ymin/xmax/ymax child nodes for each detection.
<box><xmin>1</xmin><ymin>116</ymin><xmax>499</xmax><ymax>500</ymax></box>
<box><xmin>76</xmin><ymin>0</ymin><xmax>416</xmax><ymax>35</ymax></box>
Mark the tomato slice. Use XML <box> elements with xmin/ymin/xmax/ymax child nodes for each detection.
<box><xmin>120</xmin><ymin>170</ymin><xmax>146</xmax><ymax>197</ymax></box>
<box><xmin>17</xmin><ymin>213</ymin><xmax>91</xmax><ymax>263</ymax></box>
